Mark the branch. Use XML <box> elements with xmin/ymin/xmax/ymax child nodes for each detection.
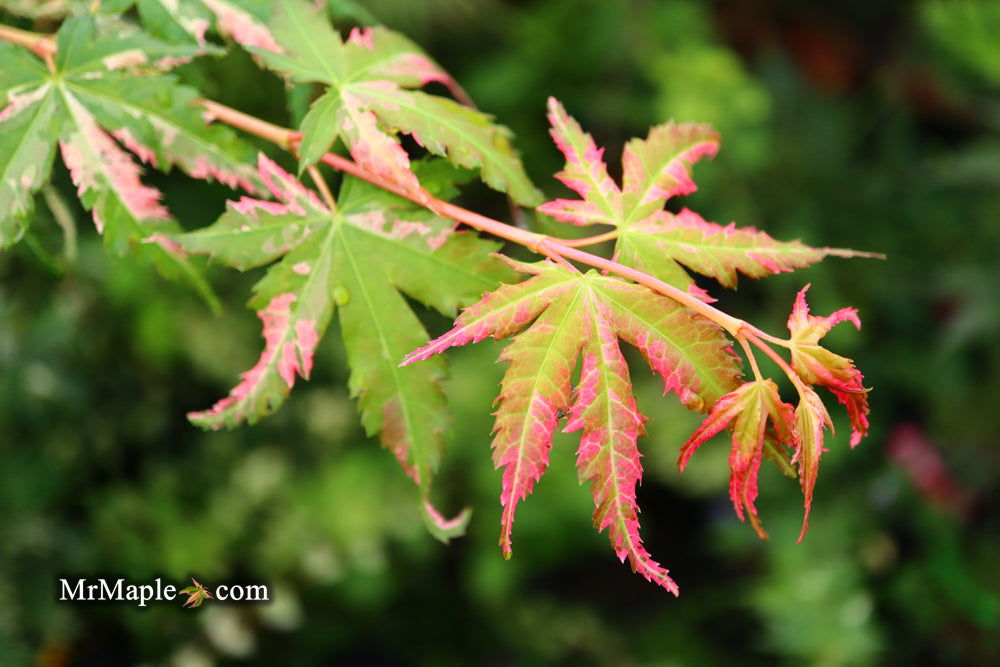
<box><xmin>0</xmin><ymin>15</ymin><xmax>796</xmax><ymax>375</ymax></box>
<box><xmin>198</xmin><ymin>99</ymin><xmax>298</xmax><ymax>150</ymax></box>
<box><xmin>201</xmin><ymin>99</ymin><xmax>749</xmax><ymax>336</ymax></box>
<box><xmin>0</xmin><ymin>24</ymin><xmax>797</xmax><ymax>352</ymax></box>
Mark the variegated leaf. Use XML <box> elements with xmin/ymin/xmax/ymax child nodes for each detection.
<box><xmin>787</xmin><ymin>285</ymin><xmax>870</xmax><ymax>446</ymax></box>
<box><xmin>567</xmin><ymin>290</ymin><xmax>676</xmax><ymax>593</ymax></box>
<box><xmin>540</xmin><ymin>97</ymin><xmax>862</xmax><ymax>291</ymax></box>
<box><xmin>174</xmin><ymin>155</ymin><xmax>513</xmax><ymax>541</ymax></box>
<box><xmin>203</xmin><ymin>0</ymin><xmax>280</xmax><ymax>51</ymax></box>
<box><xmin>136</xmin><ymin>0</ymin><xmax>213</xmax><ymax>46</ymax></box>
<box><xmin>0</xmin><ymin>83</ymin><xmax>60</xmax><ymax>246</ymax></box>
<box><xmin>403</xmin><ymin>262</ymin><xmax>741</xmax><ymax>590</ymax></box>
<box><xmin>679</xmin><ymin>379</ymin><xmax>797</xmax><ymax>539</ymax></box>
<box><xmin>793</xmin><ymin>384</ymin><xmax>833</xmax><ymax>542</ymax></box>
<box><xmin>0</xmin><ymin>14</ymin><xmax>262</xmax><ymax>303</ymax></box>
<box><xmin>248</xmin><ymin>0</ymin><xmax>541</xmax><ymax>204</ymax></box>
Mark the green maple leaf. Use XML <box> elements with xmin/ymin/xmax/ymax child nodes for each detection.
<box><xmin>247</xmin><ymin>0</ymin><xmax>541</xmax><ymax>205</ymax></box>
<box><xmin>538</xmin><ymin>98</ymin><xmax>866</xmax><ymax>296</ymax></box>
<box><xmin>135</xmin><ymin>0</ymin><xmax>280</xmax><ymax>51</ymax></box>
<box><xmin>135</xmin><ymin>0</ymin><xmax>215</xmax><ymax>46</ymax></box>
<box><xmin>0</xmin><ymin>14</ymin><xmax>261</xmax><ymax>308</ymax></box>
<box><xmin>402</xmin><ymin>260</ymin><xmax>742</xmax><ymax>591</ymax></box>
<box><xmin>173</xmin><ymin>154</ymin><xmax>513</xmax><ymax>541</ymax></box>
<box><xmin>0</xmin><ymin>1</ymin><xmax>128</xmax><ymax>19</ymax></box>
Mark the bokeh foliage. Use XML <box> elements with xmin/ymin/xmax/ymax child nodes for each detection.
<box><xmin>1</xmin><ymin>0</ymin><xmax>998</xmax><ymax>664</ymax></box>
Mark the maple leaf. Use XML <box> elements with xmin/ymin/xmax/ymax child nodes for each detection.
<box><xmin>678</xmin><ymin>379</ymin><xmax>798</xmax><ymax>539</ymax></box>
<box><xmin>135</xmin><ymin>0</ymin><xmax>281</xmax><ymax>52</ymax></box>
<box><xmin>0</xmin><ymin>1</ymin><xmax>137</xmax><ymax>19</ymax></box>
<box><xmin>538</xmin><ymin>97</ymin><xmax>854</xmax><ymax>295</ymax></box>
<box><xmin>246</xmin><ymin>0</ymin><xmax>541</xmax><ymax>204</ymax></box>
<box><xmin>136</xmin><ymin>0</ymin><xmax>214</xmax><ymax>47</ymax></box>
<box><xmin>0</xmin><ymin>1</ymin><xmax>76</xmax><ymax>19</ymax></box>
<box><xmin>403</xmin><ymin>260</ymin><xmax>741</xmax><ymax>591</ymax></box>
<box><xmin>787</xmin><ymin>285</ymin><xmax>870</xmax><ymax>447</ymax></box>
<box><xmin>178</xmin><ymin>578</ymin><xmax>213</xmax><ymax>608</ymax></box>
<box><xmin>173</xmin><ymin>154</ymin><xmax>513</xmax><ymax>541</ymax></box>
<box><xmin>0</xmin><ymin>15</ymin><xmax>261</xmax><ymax>307</ymax></box>
<box><xmin>793</xmin><ymin>383</ymin><xmax>833</xmax><ymax>542</ymax></box>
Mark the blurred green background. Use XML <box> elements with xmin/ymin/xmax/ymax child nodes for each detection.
<box><xmin>2</xmin><ymin>0</ymin><xmax>999</xmax><ymax>664</ymax></box>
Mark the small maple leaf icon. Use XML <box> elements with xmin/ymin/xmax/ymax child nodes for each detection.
<box><xmin>179</xmin><ymin>578</ymin><xmax>213</xmax><ymax>608</ymax></box>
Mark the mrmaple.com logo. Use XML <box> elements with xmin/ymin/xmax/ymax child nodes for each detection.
<box><xmin>58</xmin><ymin>577</ymin><xmax>268</xmax><ymax>608</ymax></box>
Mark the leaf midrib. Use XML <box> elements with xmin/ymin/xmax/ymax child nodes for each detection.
<box><xmin>349</xmin><ymin>83</ymin><xmax>530</xmax><ymax>198</ymax></box>
<box><xmin>501</xmin><ymin>287</ymin><xmax>583</xmax><ymax>529</ymax></box>
<box><xmin>64</xmin><ymin>79</ymin><xmax>254</xmax><ymax>177</ymax></box>
<box><xmin>339</xmin><ymin>230</ymin><xmax>432</xmax><ymax>484</ymax></box>
<box><xmin>582</xmin><ymin>292</ymin><xmax>634</xmax><ymax>547</ymax></box>
<box><xmin>551</xmin><ymin>111</ymin><xmax>620</xmax><ymax>222</ymax></box>
<box><xmin>275</xmin><ymin>0</ymin><xmax>342</xmax><ymax>84</ymax></box>
<box><xmin>0</xmin><ymin>86</ymin><xmax>56</xmax><ymax>212</ymax></box>
<box><xmin>595</xmin><ymin>282</ymin><xmax>736</xmax><ymax>402</ymax></box>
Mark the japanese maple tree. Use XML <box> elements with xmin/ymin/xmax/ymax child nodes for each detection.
<box><xmin>0</xmin><ymin>0</ymin><xmax>879</xmax><ymax>593</ymax></box>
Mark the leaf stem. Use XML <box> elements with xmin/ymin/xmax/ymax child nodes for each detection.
<box><xmin>0</xmin><ymin>24</ymin><xmax>56</xmax><ymax>61</ymax></box>
<box><xmin>824</xmin><ymin>247</ymin><xmax>886</xmax><ymax>260</ymax></box>
<box><xmin>738</xmin><ymin>335</ymin><xmax>764</xmax><ymax>382</ymax></box>
<box><xmin>559</xmin><ymin>229</ymin><xmax>619</xmax><ymax>247</ymax></box>
<box><xmin>744</xmin><ymin>332</ymin><xmax>805</xmax><ymax>392</ymax></box>
<box><xmin>198</xmin><ymin>99</ymin><xmax>298</xmax><ymax>150</ymax></box>
<box><xmin>307</xmin><ymin>165</ymin><xmax>337</xmax><ymax>213</ymax></box>
<box><xmin>748</xmin><ymin>327</ymin><xmax>791</xmax><ymax>348</ymax></box>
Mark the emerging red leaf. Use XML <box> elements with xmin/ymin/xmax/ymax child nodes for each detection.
<box><xmin>793</xmin><ymin>384</ymin><xmax>833</xmax><ymax>542</ymax></box>
<box><xmin>787</xmin><ymin>285</ymin><xmax>870</xmax><ymax>446</ymax></box>
<box><xmin>679</xmin><ymin>379</ymin><xmax>797</xmax><ymax>538</ymax></box>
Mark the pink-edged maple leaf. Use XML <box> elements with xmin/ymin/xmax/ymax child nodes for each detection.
<box><xmin>403</xmin><ymin>260</ymin><xmax>740</xmax><ymax>591</ymax></box>
<box><xmin>175</xmin><ymin>154</ymin><xmax>512</xmax><ymax>542</ymax></box>
<box><xmin>0</xmin><ymin>13</ymin><xmax>260</xmax><ymax>304</ymax></box>
<box><xmin>793</xmin><ymin>383</ymin><xmax>833</xmax><ymax>542</ymax></box>
<box><xmin>190</xmin><ymin>290</ymin><xmax>320</xmax><ymax>428</ymax></box>
<box><xmin>787</xmin><ymin>284</ymin><xmax>870</xmax><ymax>447</ymax></box>
<box><xmin>491</xmin><ymin>288</ymin><xmax>585</xmax><ymax>557</ymax></box>
<box><xmin>538</xmin><ymin>97</ymin><xmax>863</xmax><ymax>294</ymax></box>
<box><xmin>250</xmin><ymin>0</ymin><xmax>540</xmax><ymax>204</ymax></box>
<box><xmin>343</xmin><ymin>25</ymin><xmax>472</xmax><ymax>106</ymax></box>
<box><xmin>678</xmin><ymin>379</ymin><xmax>797</xmax><ymax>539</ymax></box>
<box><xmin>203</xmin><ymin>0</ymin><xmax>281</xmax><ymax>52</ymax></box>
<box><xmin>566</xmin><ymin>291</ymin><xmax>677</xmax><ymax>593</ymax></box>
